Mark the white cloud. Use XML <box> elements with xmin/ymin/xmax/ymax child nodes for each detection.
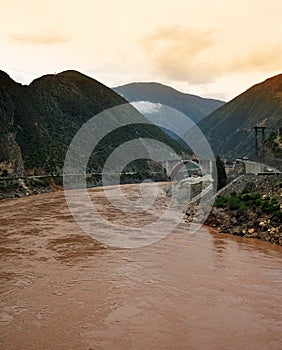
<box><xmin>131</xmin><ymin>101</ymin><xmax>162</xmax><ymax>114</ymax></box>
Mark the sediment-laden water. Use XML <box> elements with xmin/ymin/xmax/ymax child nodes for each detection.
<box><xmin>0</xmin><ymin>183</ymin><xmax>281</xmax><ymax>350</ymax></box>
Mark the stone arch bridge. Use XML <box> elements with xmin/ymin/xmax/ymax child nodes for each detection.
<box><xmin>160</xmin><ymin>159</ymin><xmax>213</xmax><ymax>179</ymax></box>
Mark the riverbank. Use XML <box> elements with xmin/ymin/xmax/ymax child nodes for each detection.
<box><xmin>0</xmin><ymin>176</ymin><xmax>63</xmax><ymax>199</ymax></box>
<box><xmin>0</xmin><ymin>172</ymin><xmax>167</xmax><ymax>200</ymax></box>
<box><xmin>185</xmin><ymin>174</ymin><xmax>282</xmax><ymax>245</ymax></box>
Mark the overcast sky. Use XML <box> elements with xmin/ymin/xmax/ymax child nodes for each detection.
<box><xmin>1</xmin><ymin>0</ymin><xmax>281</xmax><ymax>101</ymax></box>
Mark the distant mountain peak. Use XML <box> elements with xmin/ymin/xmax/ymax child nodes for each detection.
<box><xmin>57</xmin><ymin>70</ymin><xmax>91</xmax><ymax>79</ymax></box>
<box><xmin>114</xmin><ymin>82</ymin><xmax>225</xmax><ymax>124</ymax></box>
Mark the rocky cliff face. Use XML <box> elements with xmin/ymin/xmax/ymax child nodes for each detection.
<box><xmin>0</xmin><ymin>71</ymin><xmax>24</xmax><ymax>176</ymax></box>
<box><xmin>257</xmin><ymin>128</ymin><xmax>282</xmax><ymax>170</ymax></box>
<box><xmin>0</xmin><ymin>132</ymin><xmax>24</xmax><ymax>176</ymax></box>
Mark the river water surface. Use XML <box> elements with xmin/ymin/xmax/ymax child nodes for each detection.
<box><xmin>0</xmin><ymin>183</ymin><xmax>281</xmax><ymax>350</ymax></box>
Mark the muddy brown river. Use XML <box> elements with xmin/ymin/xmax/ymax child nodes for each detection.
<box><xmin>0</xmin><ymin>183</ymin><xmax>281</xmax><ymax>350</ymax></box>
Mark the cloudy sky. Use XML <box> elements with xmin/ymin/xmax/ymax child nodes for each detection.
<box><xmin>1</xmin><ymin>0</ymin><xmax>281</xmax><ymax>100</ymax></box>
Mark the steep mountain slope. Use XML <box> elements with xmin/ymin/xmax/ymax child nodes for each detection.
<box><xmin>0</xmin><ymin>70</ymin><xmax>187</xmax><ymax>176</ymax></box>
<box><xmin>14</xmin><ymin>70</ymin><xmax>131</xmax><ymax>174</ymax></box>
<box><xmin>198</xmin><ymin>74</ymin><xmax>282</xmax><ymax>159</ymax></box>
<box><xmin>0</xmin><ymin>71</ymin><xmax>24</xmax><ymax>175</ymax></box>
<box><xmin>114</xmin><ymin>82</ymin><xmax>225</xmax><ymax>124</ymax></box>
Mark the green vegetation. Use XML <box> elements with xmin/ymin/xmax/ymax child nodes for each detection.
<box><xmin>214</xmin><ymin>188</ymin><xmax>282</xmax><ymax>222</ymax></box>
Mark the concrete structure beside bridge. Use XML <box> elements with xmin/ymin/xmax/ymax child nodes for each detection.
<box><xmin>235</xmin><ymin>159</ymin><xmax>281</xmax><ymax>175</ymax></box>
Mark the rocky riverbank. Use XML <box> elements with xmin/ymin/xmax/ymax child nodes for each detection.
<box><xmin>0</xmin><ymin>177</ymin><xmax>63</xmax><ymax>199</ymax></box>
<box><xmin>205</xmin><ymin>206</ymin><xmax>282</xmax><ymax>245</ymax></box>
<box><xmin>185</xmin><ymin>174</ymin><xmax>282</xmax><ymax>245</ymax></box>
<box><xmin>0</xmin><ymin>173</ymin><xmax>167</xmax><ymax>200</ymax></box>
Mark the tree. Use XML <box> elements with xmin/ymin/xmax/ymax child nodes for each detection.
<box><xmin>216</xmin><ymin>155</ymin><xmax>227</xmax><ymax>190</ymax></box>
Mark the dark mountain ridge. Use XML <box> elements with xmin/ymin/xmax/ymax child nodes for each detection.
<box><xmin>198</xmin><ymin>74</ymin><xmax>282</xmax><ymax>159</ymax></box>
<box><xmin>0</xmin><ymin>70</ymin><xmax>186</xmax><ymax>177</ymax></box>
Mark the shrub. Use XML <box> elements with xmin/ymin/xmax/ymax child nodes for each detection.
<box><xmin>228</xmin><ymin>197</ymin><xmax>242</xmax><ymax>210</ymax></box>
<box><xmin>214</xmin><ymin>196</ymin><xmax>228</xmax><ymax>208</ymax></box>
<box><xmin>240</xmin><ymin>193</ymin><xmax>252</xmax><ymax>202</ymax></box>
<box><xmin>271</xmin><ymin>210</ymin><xmax>282</xmax><ymax>223</ymax></box>
<box><xmin>239</xmin><ymin>203</ymin><xmax>248</xmax><ymax>211</ymax></box>
<box><xmin>241</xmin><ymin>187</ymin><xmax>250</xmax><ymax>195</ymax></box>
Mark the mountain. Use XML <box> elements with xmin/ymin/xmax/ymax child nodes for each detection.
<box><xmin>0</xmin><ymin>71</ymin><xmax>25</xmax><ymax>176</ymax></box>
<box><xmin>198</xmin><ymin>74</ymin><xmax>282</xmax><ymax>159</ymax></box>
<box><xmin>114</xmin><ymin>82</ymin><xmax>225</xmax><ymax>124</ymax></box>
<box><xmin>0</xmin><ymin>70</ymin><xmax>187</xmax><ymax>177</ymax></box>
